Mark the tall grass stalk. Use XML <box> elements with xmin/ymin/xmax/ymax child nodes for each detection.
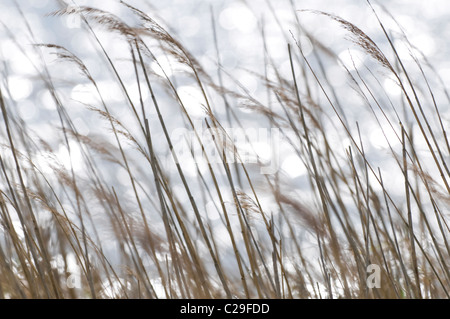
<box><xmin>0</xmin><ymin>1</ymin><xmax>448</xmax><ymax>299</ymax></box>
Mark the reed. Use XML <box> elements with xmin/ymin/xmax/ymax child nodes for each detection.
<box><xmin>0</xmin><ymin>0</ymin><xmax>448</xmax><ymax>299</ymax></box>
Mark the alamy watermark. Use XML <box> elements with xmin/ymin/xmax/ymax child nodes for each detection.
<box><xmin>367</xmin><ymin>264</ymin><xmax>381</xmax><ymax>289</ymax></box>
<box><xmin>168</xmin><ymin>121</ymin><xmax>281</xmax><ymax>174</ymax></box>
<box><xmin>65</xmin><ymin>2</ymin><xmax>87</xmax><ymax>29</ymax></box>
<box><xmin>66</xmin><ymin>265</ymin><xmax>82</xmax><ymax>289</ymax></box>
<box><xmin>51</xmin><ymin>256</ymin><xmax>82</xmax><ymax>289</ymax></box>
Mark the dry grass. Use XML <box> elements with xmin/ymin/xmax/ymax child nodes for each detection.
<box><xmin>0</xmin><ymin>1</ymin><xmax>448</xmax><ymax>299</ymax></box>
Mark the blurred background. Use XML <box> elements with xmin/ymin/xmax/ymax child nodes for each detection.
<box><xmin>0</xmin><ymin>0</ymin><xmax>448</xmax><ymax>298</ymax></box>
<box><xmin>1</xmin><ymin>0</ymin><xmax>449</xmax><ymax>183</ymax></box>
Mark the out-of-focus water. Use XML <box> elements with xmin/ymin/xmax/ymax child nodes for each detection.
<box><xmin>0</xmin><ymin>0</ymin><xmax>448</xmax><ymax>297</ymax></box>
